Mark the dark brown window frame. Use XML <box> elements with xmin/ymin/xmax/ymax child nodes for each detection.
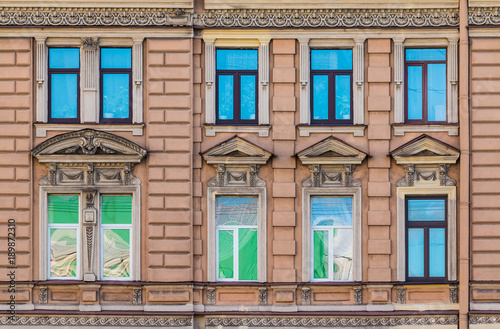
<box><xmin>99</xmin><ymin>47</ymin><xmax>133</xmax><ymax>124</ymax></box>
<box><xmin>215</xmin><ymin>49</ymin><xmax>259</xmax><ymax>125</ymax></box>
<box><xmin>404</xmin><ymin>48</ymin><xmax>447</xmax><ymax>124</ymax></box>
<box><xmin>48</xmin><ymin>48</ymin><xmax>81</xmax><ymax>124</ymax></box>
<box><xmin>405</xmin><ymin>195</ymin><xmax>448</xmax><ymax>282</ymax></box>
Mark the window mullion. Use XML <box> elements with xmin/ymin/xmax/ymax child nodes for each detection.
<box><xmin>329</xmin><ymin>227</ymin><xmax>334</xmax><ymax>281</ymax></box>
<box><xmin>330</xmin><ymin>72</ymin><xmax>335</xmax><ymax>122</ymax></box>
<box><xmin>234</xmin><ymin>228</ymin><xmax>239</xmax><ymax>281</ymax></box>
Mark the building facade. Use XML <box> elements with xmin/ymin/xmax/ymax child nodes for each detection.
<box><xmin>0</xmin><ymin>0</ymin><xmax>498</xmax><ymax>328</ymax></box>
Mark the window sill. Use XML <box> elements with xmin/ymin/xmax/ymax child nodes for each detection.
<box><xmin>298</xmin><ymin>125</ymin><xmax>366</xmax><ymax>137</ymax></box>
<box><xmin>35</xmin><ymin>123</ymin><xmax>144</xmax><ymax>138</ymax></box>
<box><xmin>392</xmin><ymin>124</ymin><xmax>459</xmax><ymax>136</ymax></box>
<box><xmin>204</xmin><ymin>124</ymin><xmax>271</xmax><ymax>137</ymax></box>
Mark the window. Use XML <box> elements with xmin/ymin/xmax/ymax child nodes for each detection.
<box><xmin>406</xmin><ymin>196</ymin><xmax>447</xmax><ymax>282</ymax></box>
<box><xmin>405</xmin><ymin>48</ymin><xmax>447</xmax><ymax>123</ymax></box>
<box><xmin>216</xmin><ymin>196</ymin><xmax>258</xmax><ymax>281</ymax></box>
<box><xmin>100</xmin><ymin>48</ymin><xmax>132</xmax><ymax>123</ymax></box>
<box><xmin>310</xmin><ymin>49</ymin><xmax>353</xmax><ymax>124</ymax></box>
<box><xmin>48</xmin><ymin>48</ymin><xmax>80</xmax><ymax>123</ymax></box>
<box><xmin>216</xmin><ymin>49</ymin><xmax>258</xmax><ymax>125</ymax></box>
<box><xmin>310</xmin><ymin>196</ymin><xmax>353</xmax><ymax>281</ymax></box>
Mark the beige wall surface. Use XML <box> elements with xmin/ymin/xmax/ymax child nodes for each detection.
<box><xmin>1</xmin><ymin>0</ymin><xmax>193</xmax><ymax>8</ymax></box>
<box><xmin>204</xmin><ymin>0</ymin><xmax>458</xmax><ymax>9</ymax></box>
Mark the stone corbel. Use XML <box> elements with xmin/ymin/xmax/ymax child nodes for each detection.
<box><xmin>439</xmin><ymin>164</ymin><xmax>456</xmax><ymax>186</ymax></box>
<box><xmin>83</xmin><ymin>190</ymin><xmax>97</xmax><ymax>281</ymax></box>
<box><xmin>396</xmin><ymin>164</ymin><xmax>415</xmax><ymax>187</ymax></box>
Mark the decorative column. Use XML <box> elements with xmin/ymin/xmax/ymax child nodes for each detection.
<box><xmin>36</xmin><ymin>37</ymin><xmax>48</xmax><ymax>123</ymax></box>
<box><xmin>448</xmin><ymin>37</ymin><xmax>458</xmax><ymax>123</ymax></box>
<box><xmin>393</xmin><ymin>38</ymin><xmax>404</xmax><ymax>123</ymax></box>
<box><xmin>259</xmin><ymin>37</ymin><xmax>270</xmax><ymax>125</ymax></box>
<box><xmin>82</xmin><ymin>190</ymin><xmax>97</xmax><ymax>281</ymax></box>
<box><xmin>133</xmin><ymin>37</ymin><xmax>144</xmax><ymax>123</ymax></box>
<box><xmin>81</xmin><ymin>37</ymin><xmax>99</xmax><ymax>123</ymax></box>
<box><xmin>354</xmin><ymin>38</ymin><xmax>365</xmax><ymax>125</ymax></box>
<box><xmin>299</xmin><ymin>38</ymin><xmax>310</xmax><ymax>124</ymax></box>
<box><xmin>204</xmin><ymin>39</ymin><xmax>216</xmax><ymax>124</ymax></box>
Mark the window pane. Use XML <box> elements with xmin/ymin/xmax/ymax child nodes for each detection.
<box><xmin>217</xmin><ymin>49</ymin><xmax>258</xmax><ymax>70</ymax></box>
<box><xmin>313</xmin><ymin>230</ymin><xmax>329</xmax><ymax>279</ymax></box>
<box><xmin>312</xmin><ymin>75</ymin><xmax>329</xmax><ymax>120</ymax></box>
<box><xmin>406</xmin><ymin>49</ymin><xmax>446</xmax><ymax>61</ymax></box>
<box><xmin>408</xmin><ymin>228</ymin><xmax>424</xmax><ymax>277</ymax></box>
<box><xmin>240</xmin><ymin>75</ymin><xmax>256</xmax><ymax>120</ymax></box>
<box><xmin>427</xmin><ymin>63</ymin><xmax>447</xmax><ymax>122</ymax></box>
<box><xmin>238</xmin><ymin>228</ymin><xmax>258</xmax><ymax>280</ymax></box>
<box><xmin>102</xmin><ymin>229</ymin><xmax>130</xmax><ymax>278</ymax></box>
<box><xmin>50</xmin><ymin>228</ymin><xmax>77</xmax><ymax>278</ymax></box>
<box><xmin>216</xmin><ymin>196</ymin><xmax>258</xmax><ymax>226</ymax></box>
<box><xmin>49</xmin><ymin>48</ymin><xmax>79</xmax><ymax>69</ymax></box>
<box><xmin>332</xmin><ymin>228</ymin><xmax>353</xmax><ymax>281</ymax></box>
<box><xmin>429</xmin><ymin>228</ymin><xmax>446</xmax><ymax>277</ymax></box>
<box><xmin>218</xmin><ymin>75</ymin><xmax>234</xmax><ymax>120</ymax></box>
<box><xmin>407</xmin><ymin>66</ymin><xmax>423</xmax><ymax>120</ymax></box>
<box><xmin>101</xmin><ymin>48</ymin><xmax>132</xmax><ymax>69</ymax></box>
<box><xmin>311</xmin><ymin>196</ymin><xmax>353</xmax><ymax>227</ymax></box>
<box><xmin>408</xmin><ymin>199</ymin><xmax>446</xmax><ymax>221</ymax></box>
<box><xmin>101</xmin><ymin>195</ymin><xmax>132</xmax><ymax>225</ymax></box>
<box><xmin>48</xmin><ymin>195</ymin><xmax>79</xmax><ymax>224</ymax></box>
<box><xmin>335</xmin><ymin>75</ymin><xmax>351</xmax><ymax>120</ymax></box>
<box><xmin>218</xmin><ymin>230</ymin><xmax>234</xmax><ymax>279</ymax></box>
<box><xmin>102</xmin><ymin>73</ymin><xmax>130</xmax><ymax>119</ymax></box>
<box><xmin>311</xmin><ymin>49</ymin><xmax>352</xmax><ymax>70</ymax></box>
<box><xmin>51</xmin><ymin>74</ymin><xmax>78</xmax><ymax>119</ymax></box>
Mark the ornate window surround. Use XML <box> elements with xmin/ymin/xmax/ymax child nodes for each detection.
<box><xmin>35</xmin><ymin>36</ymin><xmax>144</xmax><ymax>137</ymax></box>
<box><xmin>393</xmin><ymin>36</ymin><xmax>459</xmax><ymax>136</ymax></box>
<box><xmin>32</xmin><ymin>129</ymin><xmax>147</xmax><ymax>281</ymax></box>
<box><xmin>297</xmin><ymin>136</ymin><xmax>368</xmax><ymax>282</ymax></box>
<box><xmin>298</xmin><ymin>38</ymin><xmax>366</xmax><ymax>137</ymax></box>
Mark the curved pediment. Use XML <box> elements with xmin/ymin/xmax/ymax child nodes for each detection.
<box><xmin>32</xmin><ymin>129</ymin><xmax>147</xmax><ymax>164</ymax></box>
<box><xmin>390</xmin><ymin>134</ymin><xmax>459</xmax><ymax>165</ymax></box>
<box><xmin>296</xmin><ymin>136</ymin><xmax>368</xmax><ymax>165</ymax></box>
<box><xmin>202</xmin><ymin>136</ymin><xmax>272</xmax><ymax>165</ymax></box>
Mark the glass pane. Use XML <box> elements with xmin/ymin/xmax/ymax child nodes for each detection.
<box><xmin>408</xmin><ymin>199</ymin><xmax>446</xmax><ymax>221</ymax></box>
<box><xmin>408</xmin><ymin>228</ymin><xmax>424</xmax><ymax>278</ymax></box>
<box><xmin>217</xmin><ymin>49</ymin><xmax>258</xmax><ymax>70</ymax></box>
<box><xmin>49</xmin><ymin>48</ymin><xmax>79</xmax><ymax>69</ymax></box>
<box><xmin>427</xmin><ymin>63</ymin><xmax>447</xmax><ymax>122</ymax></box>
<box><xmin>218</xmin><ymin>230</ymin><xmax>234</xmax><ymax>279</ymax></box>
<box><xmin>332</xmin><ymin>228</ymin><xmax>353</xmax><ymax>281</ymax></box>
<box><xmin>407</xmin><ymin>66</ymin><xmax>423</xmax><ymax>120</ymax></box>
<box><xmin>429</xmin><ymin>228</ymin><xmax>446</xmax><ymax>277</ymax></box>
<box><xmin>311</xmin><ymin>196</ymin><xmax>353</xmax><ymax>227</ymax></box>
<box><xmin>101</xmin><ymin>48</ymin><xmax>132</xmax><ymax>69</ymax></box>
<box><xmin>50</xmin><ymin>228</ymin><xmax>77</xmax><ymax>278</ymax></box>
<box><xmin>240</xmin><ymin>75</ymin><xmax>256</xmax><ymax>120</ymax></box>
<box><xmin>312</xmin><ymin>75</ymin><xmax>329</xmax><ymax>120</ymax></box>
<box><xmin>238</xmin><ymin>228</ymin><xmax>258</xmax><ymax>280</ymax></box>
<box><xmin>216</xmin><ymin>196</ymin><xmax>258</xmax><ymax>226</ymax></box>
<box><xmin>335</xmin><ymin>75</ymin><xmax>351</xmax><ymax>120</ymax></box>
<box><xmin>102</xmin><ymin>229</ymin><xmax>130</xmax><ymax>278</ymax></box>
<box><xmin>313</xmin><ymin>230</ymin><xmax>328</xmax><ymax>279</ymax></box>
<box><xmin>50</xmin><ymin>74</ymin><xmax>78</xmax><ymax>119</ymax></box>
<box><xmin>406</xmin><ymin>49</ymin><xmax>446</xmax><ymax>61</ymax></box>
<box><xmin>311</xmin><ymin>49</ymin><xmax>352</xmax><ymax>70</ymax></box>
<box><xmin>102</xmin><ymin>74</ymin><xmax>130</xmax><ymax>119</ymax></box>
<box><xmin>218</xmin><ymin>75</ymin><xmax>234</xmax><ymax>120</ymax></box>
<box><xmin>101</xmin><ymin>195</ymin><xmax>132</xmax><ymax>225</ymax></box>
<box><xmin>48</xmin><ymin>195</ymin><xmax>79</xmax><ymax>224</ymax></box>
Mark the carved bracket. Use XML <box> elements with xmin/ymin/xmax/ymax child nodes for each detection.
<box><xmin>397</xmin><ymin>287</ymin><xmax>406</xmax><ymax>304</ymax></box>
<box><xmin>83</xmin><ymin>190</ymin><xmax>97</xmax><ymax>282</ymax></box>
<box><xmin>354</xmin><ymin>287</ymin><xmax>363</xmax><ymax>305</ymax></box>
<box><xmin>301</xmin><ymin>287</ymin><xmax>311</xmax><ymax>305</ymax></box>
<box><xmin>258</xmin><ymin>288</ymin><xmax>268</xmax><ymax>305</ymax></box>
<box><xmin>206</xmin><ymin>288</ymin><xmax>216</xmax><ymax>305</ymax></box>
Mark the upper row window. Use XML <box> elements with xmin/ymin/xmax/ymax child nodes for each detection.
<box><xmin>48</xmin><ymin>47</ymin><xmax>132</xmax><ymax>124</ymax></box>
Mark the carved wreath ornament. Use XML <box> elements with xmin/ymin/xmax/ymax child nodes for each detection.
<box><xmin>63</xmin><ymin>130</ymin><xmax>115</xmax><ymax>155</ymax></box>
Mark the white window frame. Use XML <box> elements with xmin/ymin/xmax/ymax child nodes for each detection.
<box><xmin>302</xmin><ymin>187</ymin><xmax>362</xmax><ymax>282</ymax></box>
<box><xmin>207</xmin><ymin>187</ymin><xmax>267</xmax><ymax>282</ymax></box>
<box><xmin>396</xmin><ymin>186</ymin><xmax>457</xmax><ymax>282</ymax></box>
<box><xmin>35</xmin><ymin>37</ymin><xmax>144</xmax><ymax>137</ymax></box>
<box><xmin>39</xmin><ymin>186</ymin><xmax>141</xmax><ymax>281</ymax></box>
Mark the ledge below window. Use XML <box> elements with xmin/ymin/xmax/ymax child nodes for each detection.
<box><xmin>35</xmin><ymin>123</ymin><xmax>144</xmax><ymax>138</ymax></box>
<box><xmin>298</xmin><ymin>125</ymin><xmax>366</xmax><ymax>137</ymax></box>
<box><xmin>392</xmin><ymin>124</ymin><xmax>459</xmax><ymax>136</ymax></box>
<box><xmin>203</xmin><ymin>124</ymin><xmax>271</xmax><ymax>137</ymax></box>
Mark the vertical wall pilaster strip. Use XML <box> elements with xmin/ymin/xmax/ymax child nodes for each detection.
<box><xmin>36</xmin><ymin>37</ymin><xmax>47</xmax><ymax>123</ymax></box>
<box><xmin>204</xmin><ymin>40</ymin><xmax>215</xmax><ymax>124</ymax></box>
<box><xmin>448</xmin><ymin>38</ymin><xmax>458</xmax><ymax>123</ymax></box>
<box><xmin>259</xmin><ymin>39</ymin><xmax>270</xmax><ymax>125</ymax></box>
<box><xmin>354</xmin><ymin>39</ymin><xmax>365</xmax><ymax>125</ymax></box>
<box><xmin>133</xmin><ymin>38</ymin><xmax>144</xmax><ymax>124</ymax></box>
<box><xmin>81</xmin><ymin>38</ymin><xmax>98</xmax><ymax>123</ymax></box>
<box><xmin>393</xmin><ymin>39</ymin><xmax>404</xmax><ymax>123</ymax></box>
<box><xmin>299</xmin><ymin>39</ymin><xmax>310</xmax><ymax>124</ymax></box>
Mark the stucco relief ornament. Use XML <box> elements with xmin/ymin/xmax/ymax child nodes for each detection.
<box><xmin>301</xmin><ymin>288</ymin><xmax>311</xmax><ymax>305</ymax></box>
<box><xmin>258</xmin><ymin>288</ymin><xmax>268</xmax><ymax>305</ymax></box>
<box><xmin>133</xmin><ymin>288</ymin><xmax>142</xmax><ymax>305</ymax></box>
<box><xmin>38</xmin><ymin>287</ymin><xmax>48</xmax><ymax>304</ymax></box>
<box><xmin>1</xmin><ymin>316</ymin><xmax>193</xmax><ymax>327</ymax></box>
<box><xmin>82</xmin><ymin>37</ymin><xmax>99</xmax><ymax>50</ymax></box>
<box><xmin>469</xmin><ymin>7</ymin><xmax>500</xmax><ymax>26</ymax></box>
<box><xmin>354</xmin><ymin>286</ymin><xmax>363</xmax><ymax>305</ymax></box>
<box><xmin>397</xmin><ymin>286</ymin><xmax>406</xmax><ymax>304</ymax></box>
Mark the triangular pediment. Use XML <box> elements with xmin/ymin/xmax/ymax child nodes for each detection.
<box><xmin>202</xmin><ymin>136</ymin><xmax>272</xmax><ymax>165</ymax></box>
<box><xmin>296</xmin><ymin>136</ymin><xmax>368</xmax><ymax>165</ymax></box>
<box><xmin>32</xmin><ymin>129</ymin><xmax>147</xmax><ymax>164</ymax></box>
<box><xmin>390</xmin><ymin>134</ymin><xmax>459</xmax><ymax>165</ymax></box>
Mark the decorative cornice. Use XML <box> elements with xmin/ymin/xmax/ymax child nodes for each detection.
<box><xmin>469</xmin><ymin>7</ymin><xmax>500</xmax><ymax>26</ymax></box>
<box><xmin>0</xmin><ymin>7</ymin><xmax>459</xmax><ymax>28</ymax></box>
<box><xmin>0</xmin><ymin>316</ymin><xmax>192</xmax><ymax>327</ymax></box>
<box><xmin>205</xmin><ymin>316</ymin><xmax>458</xmax><ymax>327</ymax></box>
